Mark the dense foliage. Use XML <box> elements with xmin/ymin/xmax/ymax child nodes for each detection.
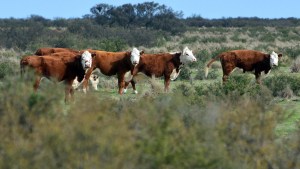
<box><xmin>1</xmin><ymin>2</ymin><xmax>300</xmax><ymax>169</ymax></box>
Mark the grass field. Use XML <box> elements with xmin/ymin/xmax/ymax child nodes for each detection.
<box><xmin>1</xmin><ymin>26</ymin><xmax>300</xmax><ymax>168</ymax></box>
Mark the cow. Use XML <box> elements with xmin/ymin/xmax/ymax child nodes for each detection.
<box><xmin>205</xmin><ymin>50</ymin><xmax>282</xmax><ymax>84</ymax></box>
<box><xmin>35</xmin><ymin>47</ymin><xmax>79</xmax><ymax>56</ymax></box>
<box><xmin>124</xmin><ymin>47</ymin><xmax>197</xmax><ymax>93</ymax></box>
<box><xmin>82</xmin><ymin>47</ymin><xmax>143</xmax><ymax>94</ymax></box>
<box><xmin>34</xmin><ymin>47</ymin><xmax>100</xmax><ymax>91</ymax></box>
<box><xmin>20</xmin><ymin>51</ymin><xmax>94</xmax><ymax>102</ymax></box>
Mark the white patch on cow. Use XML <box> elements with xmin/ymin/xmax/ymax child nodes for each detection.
<box><xmin>124</xmin><ymin>71</ymin><xmax>133</xmax><ymax>82</ymax></box>
<box><xmin>270</xmin><ymin>51</ymin><xmax>279</xmax><ymax>67</ymax></box>
<box><xmin>134</xmin><ymin>90</ymin><xmax>138</xmax><ymax>94</ymax></box>
<box><xmin>89</xmin><ymin>74</ymin><xmax>99</xmax><ymax>91</ymax></box>
<box><xmin>169</xmin><ymin>52</ymin><xmax>180</xmax><ymax>55</ymax></box>
<box><xmin>81</xmin><ymin>51</ymin><xmax>92</xmax><ymax>70</ymax></box>
<box><xmin>130</xmin><ymin>47</ymin><xmax>142</xmax><ymax>66</ymax></box>
<box><xmin>123</xmin><ymin>88</ymin><xmax>128</xmax><ymax>94</ymax></box>
<box><xmin>73</xmin><ymin>70</ymin><xmax>99</xmax><ymax>91</ymax></box>
<box><xmin>72</xmin><ymin>77</ymin><xmax>81</xmax><ymax>89</ymax></box>
<box><xmin>180</xmin><ymin>47</ymin><xmax>197</xmax><ymax>64</ymax></box>
<box><xmin>83</xmin><ymin>88</ymin><xmax>87</xmax><ymax>93</ymax></box>
<box><xmin>170</xmin><ymin>69</ymin><xmax>181</xmax><ymax>81</ymax></box>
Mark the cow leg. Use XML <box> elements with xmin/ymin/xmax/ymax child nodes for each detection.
<box><xmin>124</xmin><ymin>81</ymin><xmax>129</xmax><ymax>94</ymax></box>
<box><xmin>65</xmin><ymin>80</ymin><xmax>74</xmax><ymax>103</ymax></box>
<box><xmin>82</xmin><ymin>67</ymin><xmax>94</xmax><ymax>93</ymax></box>
<box><xmin>164</xmin><ymin>76</ymin><xmax>171</xmax><ymax>92</ymax></box>
<box><xmin>131</xmin><ymin>79</ymin><xmax>138</xmax><ymax>94</ymax></box>
<box><xmin>255</xmin><ymin>71</ymin><xmax>262</xmax><ymax>84</ymax></box>
<box><xmin>33</xmin><ymin>76</ymin><xmax>42</xmax><ymax>91</ymax></box>
<box><xmin>117</xmin><ymin>73</ymin><xmax>125</xmax><ymax>95</ymax></box>
<box><xmin>222</xmin><ymin>64</ymin><xmax>235</xmax><ymax>84</ymax></box>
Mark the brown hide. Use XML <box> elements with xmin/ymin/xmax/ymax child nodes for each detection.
<box><xmin>128</xmin><ymin>52</ymin><xmax>182</xmax><ymax>91</ymax></box>
<box><xmin>82</xmin><ymin>50</ymin><xmax>133</xmax><ymax>94</ymax></box>
<box><xmin>20</xmin><ymin>53</ymin><xmax>85</xmax><ymax>102</ymax></box>
<box><xmin>206</xmin><ymin>50</ymin><xmax>281</xmax><ymax>83</ymax></box>
<box><xmin>35</xmin><ymin>47</ymin><xmax>78</xmax><ymax>56</ymax></box>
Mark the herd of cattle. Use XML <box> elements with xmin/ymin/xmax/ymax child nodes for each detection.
<box><xmin>20</xmin><ymin>47</ymin><xmax>282</xmax><ymax>101</ymax></box>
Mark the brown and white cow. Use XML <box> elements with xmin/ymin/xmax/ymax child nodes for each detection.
<box><xmin>34</xmin><ymin>47</ymin><xmax>100</xmax><ymax>91</ymax></box>
<box><xmin>205</xmin><ymin>50</ymin><xmax>282</xmax><ymax>83</ymax></box>
<box><xmin>82</xmin><ymin>47</ymin><xmax>143</xmax><ymax>94</ymax></box>
<box><xmin>124</xmin><ymin>47</ymin><xmax>197</xmax><ymax>93</ymax></box>
<box><xmin>35</xmin><ymin>47</ymin><xmax>78</xmax><ymax>56</ymax></box>
<box><xmin>20</xmin><ymin>51</ymin><xmax>94</xmax><ymax>101</ymax></box>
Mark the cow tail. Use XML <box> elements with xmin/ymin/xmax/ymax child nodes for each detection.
<box><xmin>205</xmin><ymin>55</ymin><xmax>221</xmax><ymax>78</ymax></box>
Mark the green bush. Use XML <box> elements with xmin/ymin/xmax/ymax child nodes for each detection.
<box><xmin>196</xmin><ymin>74</ymin><xmax>272</xmax><ymax>101</ymax></box>
<box><xmin>181</xmin><ymin>36</ymin><xmax>198</xmax><ymax>44</ymax></box>
<box><xmin>264</xmin><ymin>73</ymin><xmax>300</xmax><ymax>96</ymax></box>
<box><xmin>0</xmin><ymin>60</ymin><xmax>18</xmax><ymax>79</ymax></box>
<box><xmin>279</xmin><ymin>46</ymin><xmax>300</xmax><ymax>59</ymax></box>
<box><xmin>0</xmin><ymin>75</ymin><xmax>300</xmax><ymax>169</ymax></box>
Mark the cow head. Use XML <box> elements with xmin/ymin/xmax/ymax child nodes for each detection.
<box><xmin>81</xmin><ymin>51</ymin><xmax>93</xmax><ymax>70</ymax></box>
<box><xmin>180</xmin><ymin>47</ymin><xmax>197</xmax><ymax>64</ymax></box>
<box><xmin>270</xmin><ymin>51</ymin><xmax>282</xmax><ymax>67</ymax></box>
<box><xmin>130</xmin><ymin>47</ymin><xmax>144</xmax><ymax>66</ymax></box>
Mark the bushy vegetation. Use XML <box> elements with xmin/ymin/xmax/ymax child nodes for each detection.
<box><xmin>1</xmin><ymin>74</ymin><xmax>300</xmax><ymax>169</ymax></box>
<box><xmin>1</xmin><ymin>2</ymin><xmax>300</xmax><ymax>169</ymax></box>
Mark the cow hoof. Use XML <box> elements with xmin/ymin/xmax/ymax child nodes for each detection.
<box><xmin>133</xmin><ymin>90</ymin><xmax>138</xmax><ymax>94</ymax></box>
<box><xmin>123</xmin><ymin>88</ymin><xmax>127</xmax><ymax>94</ymax></box>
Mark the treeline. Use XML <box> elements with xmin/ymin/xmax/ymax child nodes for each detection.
<box><xmin>186</xmin><ymin>16</ymin><xmax>300</xmax><ymax>27</ymax></box>
<box><xmin>1</xmin><ymin>1</ymin><xmax>300</xmax><ymax>51</ymax></box>
<box><xmin>85</xmin><ymin>2</ymin><xmax>186</xmax><ymax>34</ymax></box>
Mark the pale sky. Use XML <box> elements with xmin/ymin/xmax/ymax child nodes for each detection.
<box><xmin>0</xmin><ymin>0</ymin><xmax>298</xmax><ymax>19</ymax></box>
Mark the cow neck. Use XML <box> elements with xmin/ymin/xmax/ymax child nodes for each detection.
<box><xmin>172</xmin><ymin>52</ymin><xmax>182</xmax><ymax>70</ymax></box>
<box><xmin>125</xmin><ymin>52</ymin><xmax>133</xmax><ymax>69</ymax></box>
<box><xmin>264</xmin><ymin>54</ymin><xmax>272</xmax><ymax>70</ymax></box>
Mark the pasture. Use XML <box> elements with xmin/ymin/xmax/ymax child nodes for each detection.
<box><xmin>1</xmin><ymin>26</ymin><xmax>300</xmax><ymax>169</ymax></box>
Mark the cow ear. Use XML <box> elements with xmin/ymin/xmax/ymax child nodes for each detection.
<box><xmin>140</xmin><ymin>50</ymin><xmax>144</xmax><ymax>55</ymax></box>
<box><xmin>91</xmin><ymin>53</ymin><xmax>96</xmax><ymax>57</ymax></box>
<box><xmin>278</xmin><ymin>53</ymin><xmax>283</xmax><ymax>57</ymax></box>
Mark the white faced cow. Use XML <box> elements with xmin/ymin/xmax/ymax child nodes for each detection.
<box><xmin>124</xmin><ymin>47</ymin><xmax>197</xmax><ymax>93</ymax></box>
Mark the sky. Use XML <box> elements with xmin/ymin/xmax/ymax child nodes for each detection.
<box><xmin>0</xmin><ymin>0</ymin><xmax>299</xmax><ymax>19</ymax></box>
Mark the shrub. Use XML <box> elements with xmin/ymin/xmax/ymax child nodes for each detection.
<box><xmin>0</xmin><ymin>75</ymin><xmax>300</xmax><ymax>169</ymax></box>
<box><xmin>279</xmin><ymin>46</ymin><xmax>300</xmax><ymax>59</ymax></box>
<box><xmin>181</xmin><ymin>36</ymin><xmax>198</xmax><ymax>44</ymax></box>
<box><xmin>290</xmin><ymin>56</ymin><xmax>300</xmax><ymax>73</ymax></box>
<box><xmin>264</xmin><ymin>73</ymin><xmax>300</xmax><ymax>96</ymax></box>
<box><xmin>0</xmin><ymin>60</ymin><xmax>18</xmax><ymax>79</ymax></box>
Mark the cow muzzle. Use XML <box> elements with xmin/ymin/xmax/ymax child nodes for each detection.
<box><xmin>132</xmin><ymin>61</ymin><xmax>138</xmax><ymax>66</ymax></box>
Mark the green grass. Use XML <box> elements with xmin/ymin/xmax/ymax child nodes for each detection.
<box><xmin>275</xmin><ymin>99</ymin><xmax>300</xmax><ymax>136</ymax></box>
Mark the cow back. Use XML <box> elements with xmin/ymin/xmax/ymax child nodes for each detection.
<box><xmin>136</xmin><ymin>53</ymin><xmax>180</xmax><ymax>77</ymax></box>
<box><xmin>90</xmin><ymin>50</ymin><xmax>131</xmax><ymax>76</ymax></box>
<box><xmin>35</xmin><ymin>47</ymin><xmax>78</xmax><ymax>56</ymax></box>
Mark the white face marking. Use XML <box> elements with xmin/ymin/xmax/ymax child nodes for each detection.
<box><xmin>81</xmin><ymin>51</ymin><xmax>92</xmax><ymax>70</ymax></box>
<box><xmin>130</xmin><ymin>48</ymin><xmax>142</xmax><ymax>66</ymax></box>
<box><xmin>180</xmin><ymin>47</ymin><xmax>197</xmax><ymax>64</ymax></box>
<box><xmin>270</xmin><ymin>51</ymin><xmax>279</xmax><ymax>67</ymax></box>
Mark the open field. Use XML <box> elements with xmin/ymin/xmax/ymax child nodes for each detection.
<box><xmin>1</xmin><ymin>26</ymin><xmax>300</xmax><ymax>169</ymax></box>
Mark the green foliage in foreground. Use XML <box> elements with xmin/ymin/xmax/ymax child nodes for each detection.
<box><xmin>1</xmin><ymin>76</ymin><xmax>300</xmax><ymax>169</ymax></box>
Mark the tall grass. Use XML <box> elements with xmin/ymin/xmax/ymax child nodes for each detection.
<box><xmin>1</xmin><ymin>74</ymin><xmax>300</xmax><ymax>169</ymax></box>
<box><xmin>1</xmin><ymin>26</ymin><xmax>300</xmax><ymax>169</ymax></box>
